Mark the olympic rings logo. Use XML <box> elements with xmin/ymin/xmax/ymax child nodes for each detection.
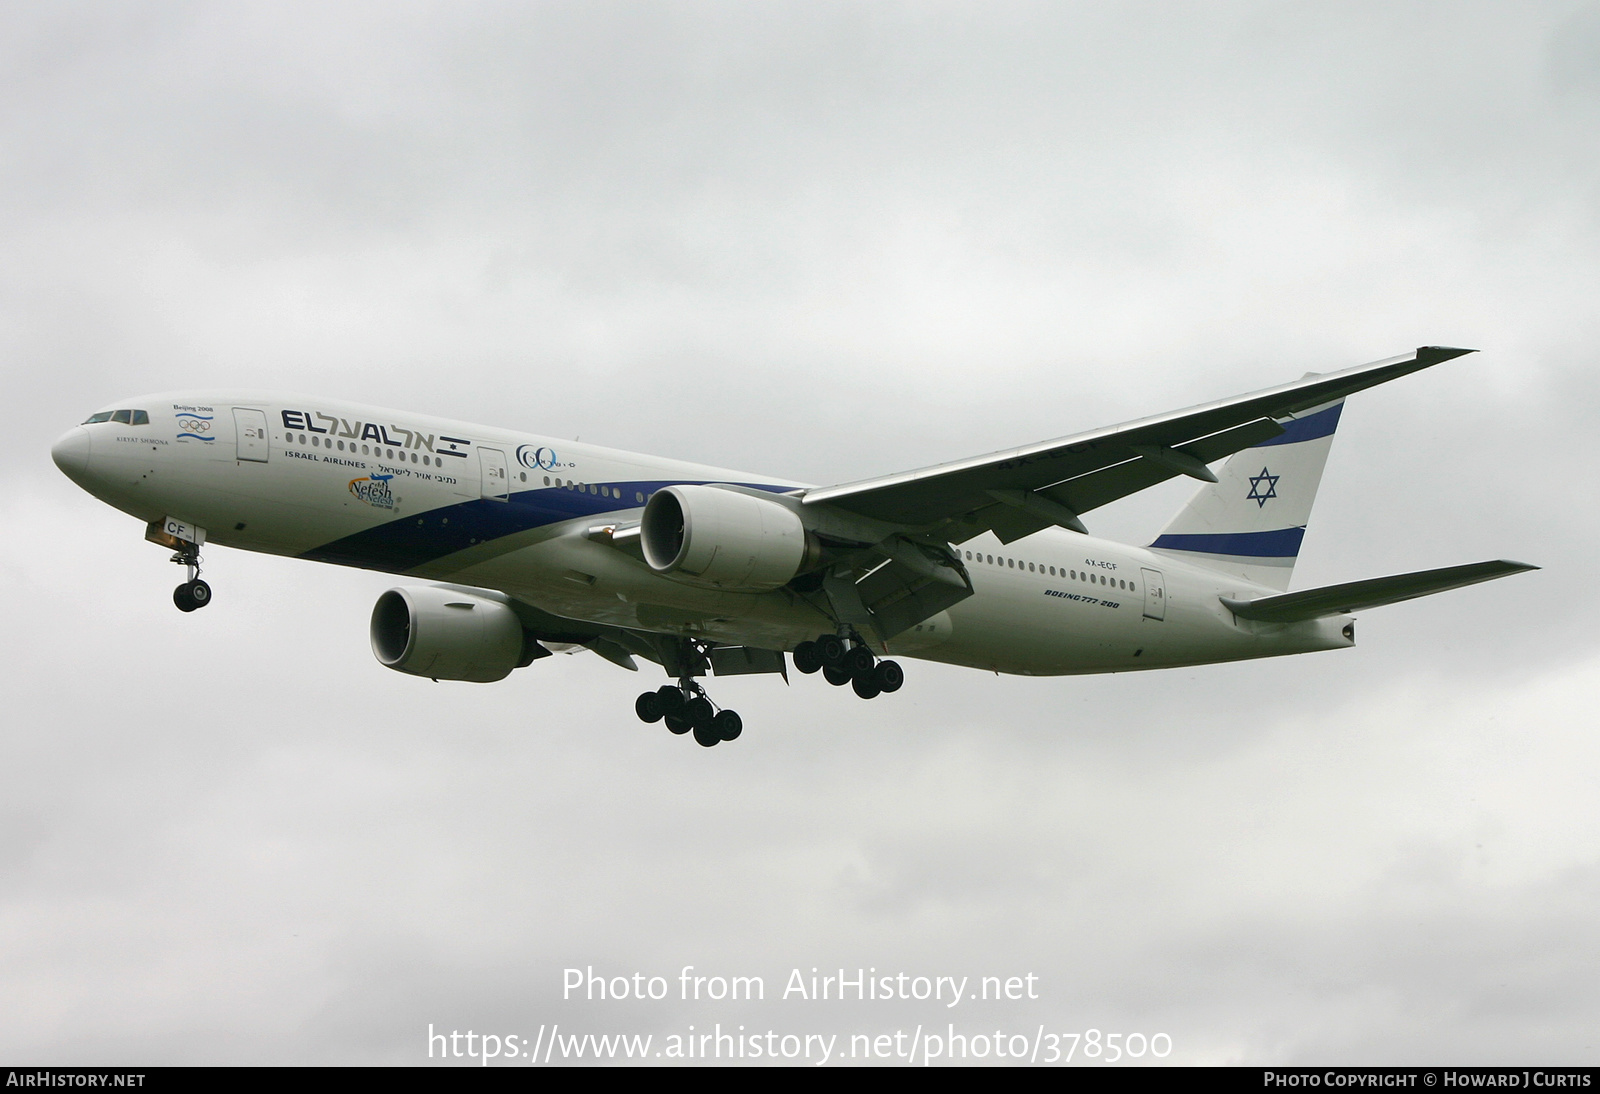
<box><xmin>178</xmin><ymin>418</ymin><xmax>212</xmax><ymax>432</ymax></box>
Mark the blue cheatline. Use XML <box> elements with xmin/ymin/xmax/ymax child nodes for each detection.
<box><xmin>300</xmin><ymin>480</ymin><xmax>792</xmax><ymax>572</ymax></box>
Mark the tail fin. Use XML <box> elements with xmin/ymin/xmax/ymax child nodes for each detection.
<box><xmin>1148</xmin><ymin>399</ymin><xmax>1344</xmax><ymax>591</ymax></box>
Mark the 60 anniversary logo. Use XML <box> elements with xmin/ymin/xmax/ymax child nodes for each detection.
<box><xmin>516</xmin><ymin>445</ymin><xmax>560</xmax><ymax>471</ymax></box>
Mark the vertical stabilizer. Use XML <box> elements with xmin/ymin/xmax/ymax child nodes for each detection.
<box><xmin>1148</xmin><ymin>400</ymin><xmax>1344</xmax><ymax>591</ymax></box>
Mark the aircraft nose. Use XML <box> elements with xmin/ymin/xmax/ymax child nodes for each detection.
<box><xmin>51</xmin><ymin>427</ymin><xmax>91</xmax><ymax>481</ymax></box>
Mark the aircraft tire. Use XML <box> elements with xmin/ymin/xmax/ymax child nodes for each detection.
<box><xmin>713</xmin><ymin>710</ymin><xmax>742</xmax><ymax>741</ymax></box>
<box><xmin>793</xmin><ymin>641</ymin><xmax>822</xmax><ymax>674</ymax></box>
<box><xmin>685</xmin><ymin>696</ymin><xmax>715</xmax><ymax>727</ymax></box>
<box><xmin>851</xmin><ymin>674</ymin><xmax>881</xmax><ymax>700</ymax></box>
<box><xmin>822</xmin><ymin>664</ymin><xmax>851</xmax><ymax>687</ymax></box>
<box><xmin>692</xmin><ymin>722</ymin><xmax>721</xmax><ymax>747</ymax></box>
<box><xmin>846</xmin><ymin>645</ymin><xmax>876</xmax><ymax>677</ymax></box>
<box><xmin>815</xmin><ymin>634</ymin><xmax>846</xmax><ymax>667</ymax></box>
<box><xmin>188</xmin><ymin>579</ymin><xmax>212</xmax><ymax>608</ymax></box>
<box><xmin>635</xmin><ymin>691</ymin><xmax>665</xmax><ymax>723</ymax></box>
<box><xmin>173</xmin><ymin>584</ymin><xmax>198</xmax><ymax>612</ymax></box>
<box><xmin>656</xmin><ymin>686</ymin><xmax>686</xmax><ymax>717</ymax></box>
<box><xmin>665</xmin><ymin>714</ymin><xmax>693</xmax><ymax>735</ymax></box>
<box><xmin>874</xmin><ymin>660</ymin><xmax>904</xmax><ymax>693</ymax></box>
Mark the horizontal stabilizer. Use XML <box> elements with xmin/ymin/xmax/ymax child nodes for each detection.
<box><xmin>1220</xmin><ymin>559</ymin><xmax>1538</xmax><ymax>623</ymax></box>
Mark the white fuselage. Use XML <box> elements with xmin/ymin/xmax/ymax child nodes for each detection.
<box><xmin>53</xmin><ymin>391</ymin><xmax>1352</xmax><ymax>677</ymax></box>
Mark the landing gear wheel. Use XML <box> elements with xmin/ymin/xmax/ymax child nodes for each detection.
<box><xmin>188</xmin><ymin>579</ymin><xmax>212</xmax><ymax>608</ymax></box>
<box><xmin>793</xmin><ymin>641</ymin><xmax>822</xmax><ymax>674</ymax></box>
<box><xmin>173</xmin><ymin>582</ymin><xmax>199</xmax><ymax>612</ymax></box>
<box><xmin>635</xmin><ymin>692</ymin><xmax>665</xmax><ymax>723</ymax></box>
<box><xmin>656</xmin><ymin>686</ymin><xmax>686</xmax><ymax>718</ymax></box>
<box><xmin>823</xmin><ymin>664</ymin><xmax>852</xmax><ymax>687</ymax></box>
<box><xmin>851</xmin><ymin>673</ymin><xmax>882</xmax><ymax>700</ymax></box>
<box><xmin>873</xmin><ymin>660</ymin><xmax>904</xmax><ymax>693</ymax></box>
<box><xmin>846</xmin><ymin>645</ymin><xmax>876</xmax><ymax>677</ymax></box>
<box><xmin>815</xmin><ymin>633</ymin><xmax>847</xmax><ymax>667</ymax></box>
<box><xmin>664</xmin><ymin>714</ymin><xmax>693</xmax><ymax>735</ymax></box>
<box><xmin>685</xmin><ymin>696</ymin><xmax>715</xmax><ymax>727</ymax></box>
<box><xmin>712</xmin><ymin>710</ymin><xmax>743</xmax><ymax>741</ymax></box>
<box><xmin>692</xmin><ymin>722</ymin><xmax>721</xmax><ymax>747</ymax></box>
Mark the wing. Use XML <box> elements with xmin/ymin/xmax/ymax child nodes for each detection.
<box><xmin>801</xmin><ymin>346</ymin><xmax>1474</xmax><ymax>544</ymax></box>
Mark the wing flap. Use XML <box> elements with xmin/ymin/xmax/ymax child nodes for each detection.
<box><xmin>1220</xmin><ymin>560</ymin><xmax>1538</xmax><ymax>623</ymax></box>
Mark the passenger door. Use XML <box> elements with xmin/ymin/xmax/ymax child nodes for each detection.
<box><xmin>233</xmin><ymin>408</ymin><xmax>270</xmax><ymax>462</ymax></box>
<box><xmin>1141</xmin><ymin>567</ymin><xmax>1166</xmax><ymax>621</ymax></box>
<box><xmin>479</xmin><ymin>447</ymin><xmax>509</xmax><ymax>501</ymax></box>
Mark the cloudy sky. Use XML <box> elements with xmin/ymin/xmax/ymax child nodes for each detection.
<box><xmin>4</xmin><ymin>0</ymin><xmax>1597</xmax><ymax>1066</ymax></box>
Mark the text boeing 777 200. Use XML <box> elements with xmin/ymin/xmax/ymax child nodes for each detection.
<box><xmin>52</xmin><ymin>346</ymin><xmax>1535</xmax><ymax>747</ymax></box>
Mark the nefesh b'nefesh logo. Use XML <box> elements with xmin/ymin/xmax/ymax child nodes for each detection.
<box><xmin>516</xmin><ymin>445</ymin><xmax>560</xmax><ymax>471</ymax></box>
<box><xmin>349</xmin><ymin>474</ymin><xmax>396</xmax><ymax>509</ymax></box>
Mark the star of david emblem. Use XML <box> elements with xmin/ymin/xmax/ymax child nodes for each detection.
<box><xmin>1246</xmin><ymin>467</ymin><xmax>1279</xmax><ymax>508</ymax></box>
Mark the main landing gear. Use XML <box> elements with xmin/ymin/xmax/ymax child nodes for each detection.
<box><xmin>630</xmin><ymin>633</ymin><xmax>901</xmax><ymax>746</ymax></box>
<box><xmin>634</xmin><ymin>681</ymin><xmax>743</xmax><ymax>748</ymax></box>
<box><xmin>170</xmin><ymin>543</ymin><xmax>212</xmax><ymax>613</ymax></box>
<box><xmin>792</xmin><ymin>633</ymin><xmax>903</xmax><ymax>700</ymax></box>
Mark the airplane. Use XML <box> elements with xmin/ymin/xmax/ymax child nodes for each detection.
<box><xmin>51</xmin><ymin>346</ymin><xmax>1535</xmax><ymax>747</ymax></box>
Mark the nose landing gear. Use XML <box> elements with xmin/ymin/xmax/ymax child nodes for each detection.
<box><xmin>147</xmin><ymin>519</ymin><xmax>213</xmax><ymax>613</ymax></box>
<box><xmin>170</xmin><ymin>544</ymin><xmax>212</xmax><ymax>613</ymax></box>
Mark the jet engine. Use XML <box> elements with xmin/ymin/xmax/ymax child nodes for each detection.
<box><xmin>370</xmin><ymin>586</ymin><xmax>540</xmax><ymax>683</ymax></box>
<box><xmin>640</xmin><ymin>484</ymin><xmax>820</xmax><ymax>591</ymax></box>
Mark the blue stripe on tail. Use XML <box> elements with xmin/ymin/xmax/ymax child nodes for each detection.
<box><xmin>1148</xmin><ymin>527</ymin><xmax>1306</xmax><ymax>558</ymax></box>
<box><xmin>1256</xmin><ymin>403</ymin><xmax>1343</xmax><ymax>446</ymax></box>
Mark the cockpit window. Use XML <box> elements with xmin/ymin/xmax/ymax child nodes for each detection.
<box><xmin>83</xmin><ymin>410</ymin><xmax>149</xmax><ymax>425</ymax></box>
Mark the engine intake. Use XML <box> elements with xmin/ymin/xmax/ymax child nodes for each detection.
<box><xmin>641</xmin><ymin>484</ymin><xmax>818</xmax><ymax>591</ymax></box>
<box><xmin>370</xmin><ymin>586</ymin><xmax>537</xmax><ymax>682</ymax></box>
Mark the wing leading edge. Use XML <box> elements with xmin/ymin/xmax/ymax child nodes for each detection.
<box><xmin>801</xmin><ymin>346</ymin><xmax>1475</xmax><ymax>544</ymax></box>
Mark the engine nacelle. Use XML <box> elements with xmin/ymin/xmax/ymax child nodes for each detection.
<box><xmin>370</xmin><ymin>586</ymin><xmax>533</xmax><ymax>683</ymax></box>
<box><xmin>641</xmin><ymin>484</ymin><xmax>818</xmax><ymax>591</ymax></box>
